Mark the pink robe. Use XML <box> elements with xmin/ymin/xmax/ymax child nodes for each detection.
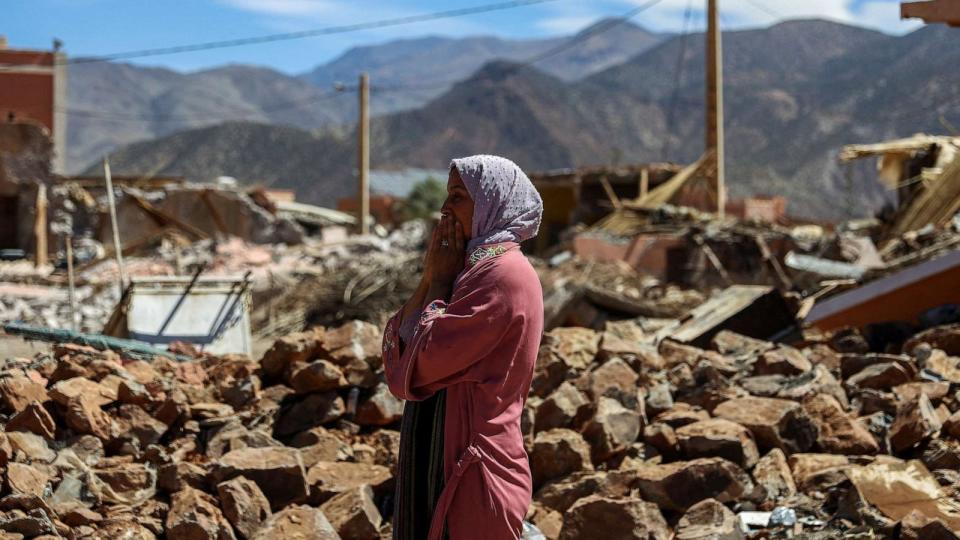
<box><xmin>383</xmin><ymin>243</ymin><xmax>543</xmax><ymax>540</ymax></box>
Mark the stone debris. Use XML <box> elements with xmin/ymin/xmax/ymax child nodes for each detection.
<box><xmin>675</xmin><ymin>498</ymin><xmax>745</xmax><ymax>540</ymax></box>
<box><xmin>0</xmin><ymin>293</ymin><xmax>959</xmax><ymax>538</ymax></box>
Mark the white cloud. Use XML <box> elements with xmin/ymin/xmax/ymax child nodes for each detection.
<box><xmin>538</xmin><ymin>15</ymin><xmax>603</xmax><ymax>34</ymax></box>
<box><xmin>857</xmin><ymin>1</ymin><xmax>924</xmax><ymax>34</ymax></box>
<box><xmin>613</xmin><ymin>0</ymin><xmax>921</xmax><ymax>34</ymax></box>
<box><xmin>219</xmin><ymin>0</ymin><xmax>338</xmax><ymax>17</ymax></box>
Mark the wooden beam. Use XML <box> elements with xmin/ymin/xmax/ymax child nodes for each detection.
<box><xmin>33</xmin><ymin>185</ymin><xmax>47</xmax><ymax>268</ymax></box>
<box><xmin>902</xmin><ymin>0</ymin><xmax>960</xmax><ymax>26</ymax></box>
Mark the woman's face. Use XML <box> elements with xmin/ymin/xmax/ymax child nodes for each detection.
<box><xmin>442</xmin><ymin>167</ymin><xmax>474</xmax><ymax>240</ymax></box>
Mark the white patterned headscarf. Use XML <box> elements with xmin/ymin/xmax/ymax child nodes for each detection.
<box><xmin>450</xmin><ymin>155</ymin><xmax>543</xmax><ymax>253</ymax></box>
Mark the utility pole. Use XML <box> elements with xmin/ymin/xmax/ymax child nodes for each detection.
<box><xmin>357</xmin><ymin>73</ymin><xmax>370</xmax><ymax>235</ymax></box>
<box><xmin>706</xmin><ymin>0</ymin><xmax>726</xmax><ymax>218</ymax></box>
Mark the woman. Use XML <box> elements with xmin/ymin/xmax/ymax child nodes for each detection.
<box><xmin>382</xmin><ymin>155</ymin><xmax>544</xmax><ymax>540</ymax></box>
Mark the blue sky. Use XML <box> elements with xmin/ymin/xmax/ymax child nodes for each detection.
<box><xmin>4</xmin><ymin>0</ymin><xmax>922</xmax><ymax>74</ymax></box>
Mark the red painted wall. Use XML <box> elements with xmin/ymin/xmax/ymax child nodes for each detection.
<box><xmin>0</xmin><ymin>49</ymin><xmax>56</xmax><ymax>134</ymax></box>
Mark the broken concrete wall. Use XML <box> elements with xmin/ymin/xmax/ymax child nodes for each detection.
<box><xmin>99</xmin><ymin>185</ymin><xmax>304</xmax><ymax>248</ymax></box>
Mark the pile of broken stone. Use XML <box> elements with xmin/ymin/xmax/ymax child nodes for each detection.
<box><xmin>0</xmin><ymin>318</ymin><xmax>959</xmax><ymax>539</ymax></box>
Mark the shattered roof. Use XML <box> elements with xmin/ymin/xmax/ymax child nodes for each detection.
<box><xmin>839</xmin><ymin>134</ymin><xmax>960</xmax><ymax>162</ymax></box>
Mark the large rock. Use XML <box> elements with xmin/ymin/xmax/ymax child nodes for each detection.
<box><xmin>890</xmin><ymin>393</ymin><xmax>942</xmax><ymax>452</ymax></box>
<box><xmin>903</xmin><ymin>324</ymin><xmax>960</xmax><ymax>356</ymax></box>
<box><xmin>535</xmin><ymin>382</ymin><xmax>590</xmax><ymax>433</ymax></box>
<box><xmin>0</xmin><ymin>508</ymin><xmax>57</xmax><ymax>537</ymax></box>
<box><xmin>944</xmin><ymin>410</ymin><xmax>960</xmax><ymax>440</ymax></box>
<box><xmin>355</xmin><ymin>383</ymin><xmax>403</xmax><ymax>427</ymax></box>
<box><xmin>94</xmin><ymin>462</ymin><xmax>156</xmax><ymax>504</ymax></box>
<box><xmin>306</xmin><ymin>462</ymin><xmax>393</xmax><ymax>502</ymax></box>
<box><xmin>802</xmin><ymin>394</ymin><xmax>878</xmax><ymax>455</ymax></box>
<box><xmin>645</xmin><ymin>384</ymin><xmax>674</xmax><ymax>417</ymax></box>
<box><xmin>322</xmin><ymin>321</ymin><xmax>382</xmax><ymax>369</ymax></box>
<box><xmin>318</xmin><ymin>485</ymin><xmax>381</xmax><ymax>540</ymax></box>
<box><xmin>600</xmin><ymin>320</ymin><xmax>654</xmax><ymax>362</ymax></box>
<box><xmin>582</xmin><ymin>397</ymin><xmax>641</xmax><ymax>461</ymax></box>
<box><xmin>900</xmin><ymin>509</ymin><xmax>960</xmax><ymax>540</ymax></box>
<box><xmin>166</xmin><ymin>487</ymin><xmax>236</xmax><ymax>540</ymax></box>
<box><xmin>48</xmin><ymin>377</ymin><xmax>116</xmax><ymax>407</ymax></box>
<box><xmin>250</xmin><ymin>505</ymin><xmax>340</xmax><ymax>540</ymax></box>
<box><xmin>261</xmin><ymin>329</ymin><xmax>324</xmax><ymax>380</ymax></box>
<box><xmin>6</xmin><ymin>402</ymin><xmax>55</xmax><ymax>440</ymax></box>
<box><xmin>630</xmin><ymin>458</ymin><xmax>754</xmax><ymax>512</ymax></box>
<box><xmin>920</xmin><ymin>349</ymin><xmax>960</xmax><ymax>383</ymax></box>
<box><xmin>6</xmin><ymin>432</ymin><xmax>54</xmax><ymax>463</ymax></box>
<box><xmin>630</xmin><ymin>458</ymin><xmax>755</xmax><ymax>512</ymax></box>
<box><xmin>530</xmin><ymin>429</ymin><xmax>593</xmax><ymax>489</ymax></box>
<box><xmin>559</xmin><ymin>495</ymin><xmax>670</xmax><ymax>540</ymax></box>
<box><xmin>547</xmin><ymin>328</ymin><xmax>600</xmax><ymax>371</ymax></box>
<box><xmin>643</xmin><ymin>423</ymin><xmax>679</xmax><ymax>460</ymax></box>
<box><xmin>527</xmin><ymin>502</ymin><xmax>563</xmax><ymax>540</ymax></box>
<box><xmin>531</xmin><ymin>343</ymin><xmax>568</xmax><ymax>398</ymax></box>
<box><xmin>0</xmin><ymin>376</ymin><xmax>49</xmax><ymax>414</ymax></box>
<box><xmin>894</xmin><ymin>381</ymin><xmax>951</xmax><ymax>403</ymax></box>
<box><xmin>776</xmin><ymin>365</ymin><xmax>849</xmax><ymax>408</ymax></box>
<box><xmin>214</xmin><ymin>447</ymin><xmax>309</xmax><ymax>511</ymax></box>
<box><xmin>206</xmin><ymin>423</ymin><xmax>283</xmax><ymax>460</ymax></box>
<box><xmin>158</xmin><ymin>462</ymin><xmax>207</xmax><ymax>494</ymax></box>
<box><xmin>274</xmin><ymin>392</ymin><xmax>345</xmax><ymax>437</ymax></box>
<box><xmin>289</xmin><ymin>360</ymin><xmax>347</xmax><ymax>394</ymax></box>
<box><xmin>64</xmin><ymin>395</ymin><xmax>114</xmax><ymax>440</ymax></box>
<box><xmin>654</xmin><ymin>403</ymin><xmax>710</xmax><ymax>428</ymax></box>
<box><xmin>217</xmin><ymin>477</ymin><xmax>271</xmax><ymax>540</ymax></box>
<box><xmin>840</xmin><ymin>353</ymin><xmax>914</xmax><ymax>379</ymax></box>
<box><xmin>676</xmin><ymin>418</ymin><xmax>759</xmax><ymax>469</ymax></box>
<box><xmin>713</xmin><ymin>397</ymin><xmax>817</xmax><ymax>453</ymax></box>
<box><xmin>291</xmin><ymin>428</ymin><xmax>353</xmax><ymax>466</ymax></box>
<box><xmin>846</xmin><ymin>362</ymin><xmax>915</xmax><ymax>389</ymax></box>
<box><xmin>114</xmin><ymin>404</ymin><xmax>169</xmax><ymax>449</ymax></box>
<box><xmin>755</xmin><ymin>346</ymin><xmax>812</xmax><ymax>376</ymax></box>
<box><xmin>583</xmin><ymin>357</ymin><xmax>639</xmax><ymax>402</ymax></box>
<box><xmin>788</xmin><ymin>453</ymin><xmax>850</xmax><ymax>492</ymax></box>
<box><xmin>5</xmin><ymin>463</ymin><xmax>49</xmax><ymax>497</ymax></box>
<box><xmin>534</xmin><ymin>471</ymin><xmax>632</xmax><ymax>513</ymax></box>
<box><xmin>711</xmin><ymin>331</ymin><xmax>775</xmax><ymax>358</ymax></box>
<box><xmin>675</xmin><ymin>498</ymin><xmax>745</xmax><ymax>540</ymax></box>
<box><xmin>752</xmin><ymin>449</ymin><xmax>796</xmax><ymax>502</ymax></box>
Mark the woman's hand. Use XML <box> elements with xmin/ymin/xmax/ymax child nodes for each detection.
<box><xmin>427</xmin><ymin>213</ymin><xmax>465</xmax><ymax>288</ymax></box>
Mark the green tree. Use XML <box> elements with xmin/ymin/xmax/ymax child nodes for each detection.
<box><xmin>398</xmin><ymin>176</ymin><xmax>447</xmax><ymax>221</ymax></box>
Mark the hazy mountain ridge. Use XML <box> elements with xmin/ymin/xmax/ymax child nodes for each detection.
<box><xmin>92</xmin><ymin>20</ymin><xmax>960</xmax><ymax>220</ymax></box>
<box><xmin>66</xmin><ymin>19</ymin><xmax>665</xmax><ymax>172</ymax></box>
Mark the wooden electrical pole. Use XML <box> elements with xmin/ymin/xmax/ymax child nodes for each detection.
<box><xmin>357</xmin><ymin>73</ymin><xmax>370</xmax><ymax>235</ymax></box>
<box><xmin>706</xmin><ymin>0</ymin><xmax>726</xmax><ymax>218</ymax></box>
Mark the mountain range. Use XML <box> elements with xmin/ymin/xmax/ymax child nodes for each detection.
<box><xmin>82</xmin><ymin>19</ymin><xmax>960</xmax><ymax>220</ymax></box>
<box><xmin>67</xmin><ymin>19</ymin><xmax>664</xmax><ymax>170</ymax></box>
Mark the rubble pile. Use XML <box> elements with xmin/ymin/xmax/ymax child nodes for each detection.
<box><xmin>0</xmin><ymin>320</ymin><xmax>398</xmax><ymax>539</ymax></box>
<box><xmin>0</xmin><ymin>220</ymin><xmax>430</xmax><ymax>338</ymax></box>
<box><xmin>1</xmin><ymin>314</ymin><xmax>960</xmax><ymax>538</ymax></box>
<box><xmin>523</xmin><ymin>322</ymin><xmax>960</xmax><ymax>539</ymax></box>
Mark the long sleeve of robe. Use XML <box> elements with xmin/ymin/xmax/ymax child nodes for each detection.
<box><xmin>382</xmin><ymin>243</ymin><xmax>543</xmax><ymax>540</ymax></box>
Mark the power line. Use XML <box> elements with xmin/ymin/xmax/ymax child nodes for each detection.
<box><xmin>60</xmin><ymin>0</ymin><xmax>668</xmax><ymax>124</ymax></box>
<box><xmin>0</xmin><ymin>0</ymin><xmax>561</xmax><ymax>71</ymax></box>
<box><xmin>738</xmin><ymin>0</ymin><xmax>784</xmax><ymax>22</ymax></box>
<box><xmin>661</xmin><ymin>0</ymin><xmax>695</xmax><ymax>159</ymax></box>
